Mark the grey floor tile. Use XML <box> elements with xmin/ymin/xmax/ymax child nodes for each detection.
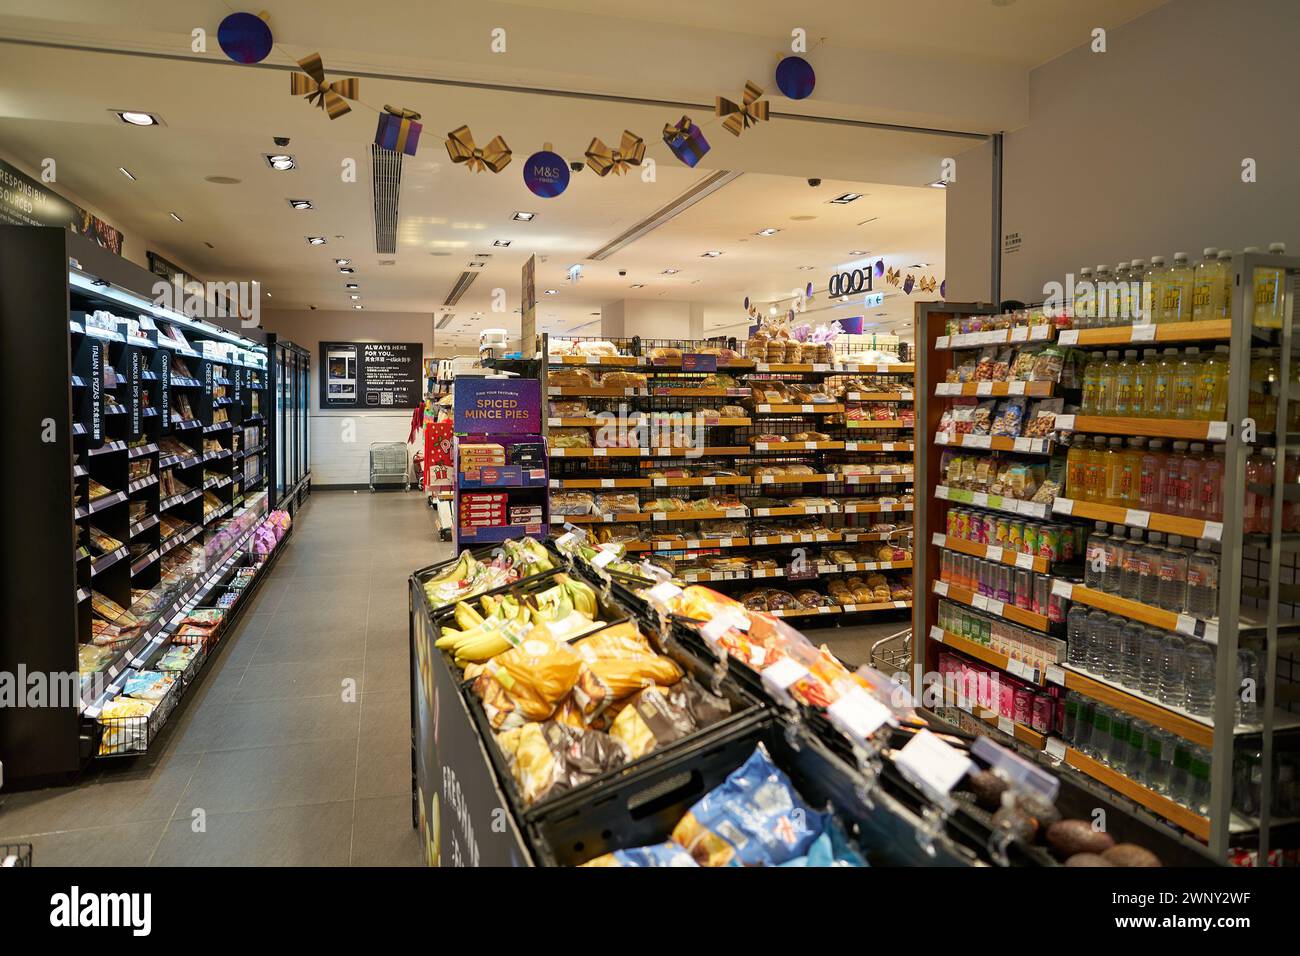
<box><xmin>19</xmin><ymin>821</ymin><xmax>166</xmax><ymax>867</ymax></box>
<box><xmin>252</xmin><ymin>627</ymin><xmax>368</xmax><ymax>665</ymax></box>
<box><xmin>365</xmin><ymin>621</ymin><xmax>409</xmax><ymax>659</ymax></box>
<box><xmin>206</xmin><ymin>694</ymin><xmax>362</xmax><ymax>752</ymax></box>
<box><xmin>178</xmin><ymin>740</ymin><xmax>358</xmax><ymax>814</ymax></box>
<box><xmin>232</xmin><ymin>659</ymin><xmax>365</xmax><ymax>702</ymax></box>
<box><xmin>350</xmin><ymin>795</ymin><xmax>423</xmax><ymax>866</ymax></box>
<box><xmin>362</xmin><ymin>651</ymin><xmax>410</xmax><ymax>696</ymax></box>
<box><xmin>269</xmin><ymin>595</ymin><xmax>369</xmax><ymax>633</ymax></box>
<box><xmin>353</xmin><ymin>735</ymin><xmax>411</xmax><ymax>800</ymax></box>
<box><xmin>150</xmin><ymin>801</ymin><xmax>354</xmax><ymax>866</ymax></box>
<box><xmin>359</xmin><ymin>692</ymin><xmax>410</xmax><ymax>740</ymax></box>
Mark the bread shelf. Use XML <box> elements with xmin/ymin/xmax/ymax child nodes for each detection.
<box><xmin>837</xmin><ymin>362</ymin><xmax>915</xmax><ymax>374</ymax></box>
<box><xmin>1051</xmin><ymin>497</ymin><xmax>1223</xmax><ymax>542</ymax></box>
<box><xmin>931</xmin><ymin>532</ymin><xmax>1052</xmax><ymax>573</ymax></box>
<box><xmin>932</xmin><ymin>580</ymin><xmax>1053</xmax><ymax>632</ymax></box>
<box><xmin>1062</xmin><ymin>747</ymin><xmax>1210</xmax><ymax>841</ymax></box>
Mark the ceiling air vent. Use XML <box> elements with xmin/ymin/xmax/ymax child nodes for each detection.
<box><xmin>370</xmin><ymin>145</ymin><xmax>403</xmax><ymax>255</ymax></box>
<box><xmin>443</xmin><ymin>271</ymin><xmax>478</xmax><ymax>306</ymax></box>
<box><xmin>586</xmin><ymin>170</ymin><xmax>742</xmax><ymax>260</ymax></box>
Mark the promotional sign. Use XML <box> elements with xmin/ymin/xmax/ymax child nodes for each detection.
<box><xmin>520</xmin><ymin>254</ymin><xmax>537</xmax><ymax>348</ymax></box>
<box><xmin>453</xmin><ymin>378</ymin><xmax>541</xmax><ymax>435</ymax></box>
<box><xmin>319</xmin><ymin>341</ymin><xmax>422</xmax><ymax>408</ymax></box>
<box><xmin>828</xmin><ymin>266</ymin><xmax>874</xmax><ymax>297</ymax></box>
<box><xmin>681</xmin><ymin>353</ymin><xmax>718</xmax><ymax>373</ymax></box>
<box><xmin>0</xmin><ymin>158</ymin><xmax>124</xmax><ymax>254</ymax></box>
<box><xmin>522</xmin><ymin>146</ymin><xmax>569</xmax><ymax>198</ymax></box>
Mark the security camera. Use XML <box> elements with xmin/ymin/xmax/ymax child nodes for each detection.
<box><xmin>309</xmin><ymin>305</ymin><xmax>317</xmax><ymax>311</ymax></box>
<box><xmin>807</xmin><ymin>178</ymin><xmax>822</xmax><ymax>187</ymax></box>
<box><xmin>618</xmin><ymin>270</ymin><xmax>627</xmax><ymax>277</ymax></box>
<box><xmin>274</xmin><ymin>136</ymin><xmax>291</xmax><ymax>147</ymax></box>
<box><xmin>569</xmin><ymin>160</ymin><xmax>584</xmax><ymax>172</ymax></box>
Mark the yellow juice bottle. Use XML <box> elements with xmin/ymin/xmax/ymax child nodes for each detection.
<box><xmin>1097</xmin><ymin>350</ymin><xmax>1121</xmax><ymax>414</ymax></box>
<box><xmin>1191</xmin><ymin>246</ymin><xmax>1221</xmax><ymax>322</ymax></box>
<box><xmin>1133</xmin><ymin>348</ymin><xmax>1157</xmax><ymax>412</ymax></box>
<box><xmin>1194</xmin><ymin>345</ymin><xmax>1230</xmax><ymax>420</ymax></box>
<box><xmin>1147</xmin><ymin>348</ymin><xmax>1178</xmax><ymax>416</ymax></box>
<box><xmin>1142</xmin><ymin>255</ymin><xmax>1166</xmax><ymax>326</ymax></box>
<box><xmin>1122</xmin><ymin>438</ymin><xmax>1145</xmax><ymax>506</ymax></box>
<box><xmin>1252</xmin><ymin>243</ymin><xmax>1288</xmax><ymax>329</ymax></box>
<box><xmin>1066</xmin><ymin>441</ymin><xmax>1090</xmax><ymax>499</ymax></box>
<box><xmin>1103</xmin><ymin>437</ymin><xmax>1126</xmax><ymax>505</ymax></box>
<box><xmin>1163</xmin><ymin>252</ymin><xmax>1195</xmax><ymax>324</ymax></box>
<box><xmin>1171</xmin><ymin>347</ymin><xmax>1201</xmax><ymax>419</ymax></box>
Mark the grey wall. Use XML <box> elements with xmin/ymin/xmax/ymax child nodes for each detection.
<box><xmin>996</xmin><ymin>0</ymin><xmax>1300</xmax><ymax>304</ymax></box>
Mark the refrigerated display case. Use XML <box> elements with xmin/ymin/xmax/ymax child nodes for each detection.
<box><xmin>267</xmin><ymin>335</ymin><xmax>311</xmax><ymax>514</ymax></box>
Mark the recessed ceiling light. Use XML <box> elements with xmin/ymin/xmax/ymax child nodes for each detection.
<box><xmin>512</xmin><ymin>212</ymin><xmax>535</xmax><ymax>221</ymax></box>
<box><xmin>829</xmin><ymin>193</ymin><xmax>862</xmax><ymax>204</ymax></box>
<box><xmin>754</xmin><ymin>228</ymin><xmax>780</xmax><ymax>237</ymax></box>
<box><xmin>661</xmin><ymin>268</ymin><xmax>679</xmax><ymax>275</ymax></box>
<box><xmin>205</xmin><ymin>175</ymin><xmax>241</xmax><ymax>185</ymax></box>
<box><xmin>849</xmin><ymin>250</ymin><xmax>870</xmax><ymax>256</ymax></box>
<box><xmin>288</xmin><ymin>199</ymin><xmax>313</xmax><ymax>210</ymax></box>
<box><xmin>544</xmin><ymin>289</ymin><xmax>559</xmax><ymax>295</ymax></box>
<box><xmin>629</xmin><ymin>283</ymin><xmax>645</xmax><ymax>289</ymax></box>
<box><xmin>307</xmin><ymin>236</ymin><xmax>327</xmax><ymax>245</ymax></box>
<box><xmin>700</xmin><ymin>251</ymin><xmax>723</xmax><ymax>258</ymax></box>
<box><xmin>265</xmin><ymin>154</ymin><xmax>296</xmax><ymax>171</ymax></box>
<box><xmin>345</xmin><ymin>283</ymin><xmax>359</xmax><ymax>289</ymax></box>
<box><xmin>349</xmin><ymin>295</ymin><xmax>360</xmax><ymax>300</ymax></box>
<box><xmin>117</xmin><ymin>111</ymin><xmax>160</xmax><ymax>127</ymax></box>
<box><xmin>790</xmin><ymin>215</ymin><xmax>817</xmax><ymax>222</ymax></box>
<box><xmin>928</xmin><ymin>180</ymin><xmax>949</xmax><ymax>188</ymax></box>
<box><xmin>910</xmin><ymin>262</ymin><xmax>929</xmax><ymax>268</ymax></box>
<box><xmin>493</xmin><ymin>239</ymin><xmax>511</xmax><ymax>247</ymax></box>
<box><xmin>118</xmin><ymin>167</ymin><xmax>136</xmax><ymax>181</ymax></box>
<box><xmin>797</xmin><ymin>266</ymin><xmax>815</xmax><ymax>271</ymax></box>
<box><xmin>339</xmin><ymin>267</ymin><xmax>354</xmax><ymax>274</ymax></box>
<box><xmin>354</xmin><ymin>305</ymin><xmax>363</xmax><ymax>310</ymax></box>
<box><xmin>169</xmin><ymin>213</ymin><xmax>183</xmax><ymax>223</ymax></box>
<box><xmin>335</xmin><ymin>258</ymin><xmax>350</xmax><ymax>266</ymax></box>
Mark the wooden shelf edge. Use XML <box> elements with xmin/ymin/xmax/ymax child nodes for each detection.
<box><xmin>1064</xmin><ymin>747</ymin><xmax>1210</xmax><ymax>840</ymax></box>
<box><xmin>1062</xmin><ymin>667</ymin><xmax>1214</xmax><ymax>747</ymax></box>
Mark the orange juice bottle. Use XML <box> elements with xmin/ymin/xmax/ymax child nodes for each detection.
<box><xmin>1084</xmin><ymin>435</ymin><xmax>1108</xmax><ymax>503</ymax></box>
<box><xmin>1103</xmin><ymin>437</ymin><xmax>1127</xmax><ymax>505</ymax></box>
<box><xmin>1066</xmin><ymin>441</ymin><xmax>1090</xmax><ymax>499</ymax></box>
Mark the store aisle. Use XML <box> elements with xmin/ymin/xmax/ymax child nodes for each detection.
<box><xmin>0</xmin><ymin>490</ymin><xmax>449</xmax><ymax>866</ymax></box>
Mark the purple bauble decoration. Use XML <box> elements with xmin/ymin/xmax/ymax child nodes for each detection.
<box><xmin>523</xmin><ymin>149</ymin><xmax>569</xmax><ymax>198</ymax></box>
<box><xmin>217</xmin><ymin>12</ymin><xmax>273</xmax><ymax>64</ymax></box>
<box><xmin>775</xmin><ymin>56</ymin><xmax>816</xmax><ymax>100</ymax></box>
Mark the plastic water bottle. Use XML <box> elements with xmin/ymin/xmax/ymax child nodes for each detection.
<box><xmin>1185</xmin><ymin>540</ymin><xmax>1219</xmax><ymax>619</ymax></box>
<box><xmin>1084</xmin><ymin>522</ymin><xmax>1108</xmax><ymax>589</ymax></box>
<box><xmin>1145</xmin><ymin>728</ymin><xmax>1175</xmax><ymax>795</ymax></box>
<box><xmin>1137</xmin><ymin>627</ymin><xmax>1163</xmax><ymax>697</ymax></box>
<box><xmin>1157</xmin><ymin>535</ymin><xmax>1189</xmax><ymax>614</ymax></box>
<box><xmin>1183</xmin><ymin>641</ymin><xmax>1215</xmax><ymax>717</ymax></box>
<box><xmin>1237</xmin><ymin>648</ymin><xmax>1261</xmax><ymax>727</ymax></box>
<box><xmin>1091</xmin><ymin>704</ymin><xmax>1115</xmax><ymax>762</ymax></box>
<box><xmin>1118</xmin><ymin>620</ymin><xmax>1145</xmax><ymax>689</ymax></box>
<box><xmin>1067</xmin><ymin>604</ymin><xmax>1090</xmax><ymax>668</ymax></box>
<box><xmin>1170</xmin><ymin>737</ymin><xmax>1193</xmax><ymax>803</ymax></box>
<box><xmin>1137</xmin><ymin>532</ymin><xmax>1164</xmax><ymax>606</ymax></box>
<box><xmin>1187</xmin><ymin>746</ymin><xmax>1212</xmax><ymax>813</ymax></box>
<box><xmin>1158</xmin><ymin>634</ymin><xmax>1186</xmax><ymax>707</ymax></box>
<box><xmin>1101</xmin><ymin>528</ymin><xmax>1124</xmax><ymax>592</ymax></box>
<box><xmin>1075</xmin><ymin>698</ymin><xmax>1095</xmax><ymax>754</ymax></box>
<box><xmin>1127</xmin><ymin>719</ymin><xmax>1150</xmax><ymax>785</ymax></box>
<box><xmin>1109</xmin><ymin>710</ymin><xmax>1132</xmax><ymax>769</ymax></box>
<box><xmin>1085</xmin><ymin>608</ymin><xmax>1109</xmax><ymax>675</ymax></box>
<box><xmin>1100</xmin><ymin>614</ymin><xmax>1123</xmax><ymax>682</ymax></box>
<box><xmin>1119</xmin><ymin>527</ymin><xmax>1144</xmax><ymax>599</ymax></box>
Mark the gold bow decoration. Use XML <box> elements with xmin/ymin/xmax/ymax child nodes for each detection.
<box><xmin>919</xmin><ymin>275</ymin><xmax>938</xmax><ymax>293</ymax></box>
<box><xmin>885</xmin><ymin>266</ymin><xmax>901</xmax><ymax>287</ymax></box>
<box><xmin>585</xmin><ymin>130</ymin><xmax>646</xmax><ymax>176</ymax></box>
<box><xmin>289</xmin><ymin>53</ymin><xmax>358</xmax><ymax>119</ymax></box>
<box><xmin>384</xmin><ymin>105</ymin><xmax>421</xmax><ymax>121</ymax></box>
<box><xmin>445</xmin><ymin>125</ymin><xmax>512</xmax><ymax>173</ymax></box>
<box><xmin>715</xmin><ymin>81</ymin><xmax>769</xmax><ymax>137</ymax></box>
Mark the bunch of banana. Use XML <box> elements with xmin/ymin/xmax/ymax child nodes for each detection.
<box><xmin>502</xmin><ymin>536</ymin><xmax>556</xmax><ymax>574</ymax></box>
<box><xmin>436</xmin><ymin>599</ymin><xmax>531</xmax><ymax>667</ymax></box>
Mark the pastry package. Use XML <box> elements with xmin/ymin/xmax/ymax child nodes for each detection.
<box><xmin>552</xmin><ymin>491</ymin><xmax>595</xmax><ymax>515</ymax></box>
<box><xmin>549</xmin><ymin>427</ymin><xmax>592</xmax><ymax>448</ymax></box>
<box><xmin>548</xmin><ymin>367</ymin><xmax>596</xmax><ymax>388</ymax></box>
<box><xmin>594</xmin><ymin>493</ymin><xmax>640</xmax><ymax>515</ymax></box>
<box><xmin>649</xmin><ymin>347</ymin><xmax>683</xmax><ymax>364</ymax></box>
<box><xmin>644</xmin><ymin>497</ymin><xmax>686</xmax><ymax>512</ymax></box>
<box><xmin>991</xmin><ymin>398</ymin><xmax>1027</xmax><ymax>438</ymax></box>
<box><xmin>575</xmin><ymin>340</ymin><xmax>620</xmax><ymax>358</ymax></box>
<box><xmin>595</xmin><ymin>524</ymin><xmax>643</xmax><ymax>544</ymax></box>
<box><xmin>1030</xmin><ymin>346</ymin><xmax>1065</xmax><ymax>383</ymax></box>
<box><xmin>970</xmin><ymin>400</ymin><xmax>997</xmax><ymax>436</ymax></box>
<box><xmin>599</xmin><ymin>370</ymin><xmax>648</xmax><ymax>389</ymax></box>
<box><xmin>1024</xmin><ymin>398</ymin><xmax>1064</xmax><ymax>438</ymax></box>
<box><xmin>549</xmin><ymin>399</ymin><xmax>589</xmax><ymax>417</ymax></box>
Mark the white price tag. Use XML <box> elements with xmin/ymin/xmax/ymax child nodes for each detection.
<box><xmin>932</xmin><ymin>533</ymin><xmax>947</xmax><ymax>547</ymax></box>
<box><xmin>1051</xmin><ymin>579</ymin><xmax>1074</xmax><ymax>600</ymax></box>
<box><xmin>590</xmin><ymin>548</ymin><xmax>619</xmax><ymax>569</ymax></box>
<box><xmin>1125</xmin><ymin>509</ymin><xmax>1151</xmax><ymax>528</ymax></box>
<box><xmin>1056</xmin><ymin>414</ymin><xmax>1076</xmax><ymax>431</ymax></box>
<box><xmin>1008</xmin><ymin>381</ymin><xmax>1027</xmax><ymax>395</ymax></box>
<box><xmin>1045</xmin><ymin>737</ymin><xmax>1068</xmax><ymax>760</ymax></box>
<box><xmin>986</xmin><ymin>546</ymin><xmax>1004</xmax><ymax>562</ymax></box>
<box><xmin>804</xmin><ymin>441</ymin><xmax>817</xmax><ymax>450</ymax></box>
<box><xmin>719</xmin><ymin>537</ymin><xmax>733</xmax><ymax>547</ymax></box>
<box><xmin>600</xmin><ymin>478</ymin><xmax>616</xmax><ymax>488</ymax></box>
<box><xmin>998</xmin><ymin>716</ymin><xmax>1015</xmax><ymax>735</ymax></box>
<box><xmin>653</xmin><ymin>478</ymin><xmax>666</xmax><ymax>487</ymax></box>
<box><xmin>1013</xmin><ymin>437</ymin><xmax>1032</xmax><ymax>453</ymax></box>
<box><xmin>934</xmin><ymin>581</ymin><xmax>950</xmax><ymax>597</ymax></box>
<box><xmin>1130</xmin><ymin>323</ymin><xmax>1157</xmax><ymax>342</ymax></box>
<box><xmin>1007</xmin><ymin>660</ymin><xmax>1025</xmax><ymax>678</ymax></box>
<box><xmin>1207</xmin><ymin>421</ymin><xmax>1228</xmax><ymax>441</ymax></box>
<box><xmin>968</xmin><ymin>434</ymin><xmax>992</xmax><ymax>449</ymax></box>
<box><xmin>1030</xmin><ymin>325</ymin><xmax>1050</xmax><ymax>340</ymax></box>
<box><xmin>1175</xmin><ymin>614</ymin><xmax>1197</xmax><ymax>637</ymax></box>
<box><xmin>726</xmin><ymin>509</ymin><xmax>746</xmax><ymax>519</ymax></box>
<box><xmin>972</xmin><ymin>492</ymin><xmax>989</xmax><ymax>506</ymax></box>
<box><xmin>828</xmin><ymin>688</ymin><xmax>892</xmax><ymax>745</ymax></box>
<box><xmin>780</xmin><ymin>535</ymin><xmax>793</xmax><ymax>544</ymax></box>
<box><xmin>593</xmin><ymin>447</ymin><xmax>608</xmax><ymax>457</ymax></box>
<box><xmin>976</xmin><ymin>382</ymin><xmax>993</xmax><ymax>396</ymax></box>
<box><xmin>1203</xmin><ymin>521</ymin><xmax>1223</xmax><ymax>542</ymax></box>
<box><xmin>930</xmin><ymin>625</ymin><xmax>944</xmax><ymax>642</ymax></box>
<box><xmin>646</xmin><ymin>582</ymin><xmax>683</xmax><ymax>607</ymax></box>
<box><xmin>1046</xmin><ymin>664</ymin><xmax>1065</xmax><ymax>685</ymax></box>
<box><xmin>703</xmin><ymin>477</ymin><xmax>717</xmax><ymax>486</ymax></box>
<box><xmin>556</xmin><ymin>532</ymin><xmax>577</xmax><ymax>548</ymax></box>
<box><xmin>895</xmin><ymin>729</ymin><xmax>975</xmax><ymax>798</ymax></box>
<box><xmin>936</xmin><ymin>335</ymin><xmax>951</xmax><ymax>349</ymax></box>
<box><xmin>815</xmin><ymin>532</ymin><xmax>829</xmax><ymax>542</ymax></box>
<box><xmin>936</xmin><ymin>485</ymin><xmax>950</xmax><ymax>500</ymax></box>
<box><xmin>1010</xmin><ymin>326</ymin><xmax>1029</xmax><ymax>342</ymax></box>
<box><xmin>760</xmin><ymin>658</ymin><xmax>810</xmax><ymax>698</ymax></box>
<box><xmin>700</xmin><ymin>609</ymin><xmax>749</xmax><ymax>645</ymax></box>
<box><xmin>973</xmin><ymin>594</ymin><xmax>990</xmax><ymax>610</ymax></box>
<box><xmin>1054</xmin><ymin>497</ymin><xmax>1075</xmax><ymax>516</ymax></box>
<box><xmin>987</xmin><ymin>598</ymin><xmax>1006</xmax><ymax>617</ymax></box>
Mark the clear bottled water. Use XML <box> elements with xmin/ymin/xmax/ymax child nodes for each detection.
<box><xmin>1187</xmin><ymin>745</ymin><xmax>1212</xmax><ymax>813</ymax></box>
<box><xmin>1100</xmin><ymin>614</ymin><xmax>1123</xmax><ymax>682</ymax></box>
<box><xmin>1090</xmin><ymin>704</ymin><xmax>1114</xmax><ymax>762</ymax></box>
<box><xmin>1101</xmin><ymin>529</ymin><xmax>1124</xmax><ymax>592</ymax></box>
<box><xmin>1137</xmin><ymin>628</ymin><xmax>1163</xmax><ymax>697</ymax></box>
<box><xmin>1118</xmin><ymin>620</ymin><xmax>1145</xmax><ymax>688</ymax></box>
<box><xmin>1237</xmin><ymin>648</ymin><xmax>1261</xmax><ymax>726</ymax></box>
<box><xmin>1145</xmin><ymin>727</ymin><xmax>1175</xmax><ymax>794</ymax></box>
<box><xmin>1185</xmin><ymin>540</ymin><xmax>1219</xmax><ymax>619</ymax></box>
<box><xmin>1137</xmin><ymin>532</ymin><xmax>1164</xmax><ymax>605</ymax></box>
<box><xmin>1084</xmin><ymin>522</ymin><xmax>1108</xmax><ymax>589</ymax></box>
<box><xmin>1157</xmin><ymin>535</ymin><xmax>1189</xmax><ymax>613</ymax></box>
<box><xmin>1085</xmin><ymin>608</ymin><xmax>1110</xmax><ymax>674</ymax></box>
<box><xmin>1170</xmin><ymin>738</ymin><xmax>1193</xmax><ymax>803</ymax></box>
<box><xmin>1067</xmin><ymin>604</ymin><xmax>1090</xmax><ymax>668</ymax></box>
<box><xmin>1157</xmin><ymin>634</ymin><xmax>1186</xmax><ymax>707</ymax></box>
<box><xmin>1109</xmin><ymin>710</ymin><xmax>1132</xmax><ymax>769</ymax></box>
<box><xmin>1183</xmin><ymin>641</ymin><xmax>1215</xmax><ymax>717</ymax></box>
<box><xmin>1075</xmin><ymin>699</ymin><xmax>1095</xmax><ymax>754</ymax></box>
<box><xmin>1119</xmin><ymin>527</ymin><xmax>1144</xmax><ymax>599</ymax></box>
<box><xmin>1127</xmin><ymin>720</ymin><xmax>1150</xmax><ymax>785</ymax></box>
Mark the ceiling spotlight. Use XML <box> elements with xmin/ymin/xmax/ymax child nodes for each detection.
<box><xmin>661</xmin><ymin>268</ymin><xmax>679</xmax><ymax>275</ymax></box>
<box><xmin>928</xmin><ymin>180</ymin><xmax>949</xmax><ymax>188</ymax></box>
<box><xmin>544</xmin><ymin>289</ymin><xmax>559</xmax><ymax>295</ymax></box>
<box><xmin>265</xmin><ymin>154</ymin><xmax>296</xmax><ymax>170</ymax></box>
<box><xmin>169</xmin><ymin>213</ymin><xmax>184</xmax><ymax>223</ymax></box>
<box><xmin>118</xmin><ymin>167</ymin><xmax>137</xmax><ymax>181</ymax></box>
<box><xmin>307</xmin><ymin>236</ymin><xmax>327</xmax><ymax>245</ymax></box>
<box><xmin>345</xmin><ymin>283</ymin><xmax>359</xmax><ymax>289</ymax></box>
<box><xmin>117</xmin><ymin>111</ymin><xmax>160</xmax><ymax>127</ymax></box>
<box><xmin>349</xmin><ymin>295</ymin><xmax>360</xmax><ymax>300</ymax></box>
<box><xmin>769</xmin><ymin>306</ymin><xmax>777</xmax><ymax>315</ymax></box>
<box><xmin>266</xmin><ymin>292</ymin><xmax>272</xmax><ymax>297</ymax></box>
<box><xmin>701</xmin><ymin>251</ymin><xmax>723</xmax><ymax>258</ymax></box>
<box><xmin>339</xmin><ymin>267</ymin><xmax>354</xmax><ymax>274</ymax></box>
<box><xmin>754</xmin><ymin>228</ymin><xmax>780</xmax><ymax>237</ymax></box>
<box><xmin>849</xmin><ymin>250</ymin><xmax>870</xmax><ymax>256</ymax></box>
<box><xmin>493</xmin><ymin>239</ymin><xmax>511</xmax><ymax>247</ymax></box>
<box><xmin>335</xmin><ymin>258</ymin><xmax>350</xmax><ymax>266</ymax></box>
<box><xmin>797</xmin><ymin>266</ymin><xmax>815</xmax><ymax>271</ymax></box>
<box><xmin>288</xmin><ymin>199</ymin><xmax>313</xmax><ymax>210</ymax></box>
<box><xmin>629</xmin><ymin>283</ymin><xmax>645</xmax><ymax>289</ymax></box>
<box><xmin>512</xmin><ymin>211</ymin><xmax>535</xmax><ymax>221</ymax></box>
<box><xmin>829</xmin><ymin>193</ymin><xmax>862</xmax><ymax>204</ymax></box>
<box><xmin>354</xmin><ymin>305</ymin><xmax>363</xmax><ymax>310</ymax></box>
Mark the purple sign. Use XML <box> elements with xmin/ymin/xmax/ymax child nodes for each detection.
<box><xmin>838</xmin><ymin>316</ymin><xmax>864</xmax><ymax>335</ymax></box>
<box><xmin>681</xmin><ymin>353</ymin><xmax>717</xmax><ymax>373</ymax></box>
<box><xmin>522</xmin><ymin>149</ymin><xmax>569</xmax><ymax>198</ymax></box>
<box><xmin>453</xmin><ymin>377</ymin><xmax>541</xmax><ymax>435</ymax></box>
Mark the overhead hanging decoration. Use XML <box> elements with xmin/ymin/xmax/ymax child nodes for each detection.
<box><xmin>522</xmin><ymin>143</ymin><xmax>570</xmax><ymax>198</ymax></box>
<box><xmin>289</xmin><ymin>53</ymin><xmax>358</xmax><ymax>119</ymax></box>
<box><xmin>217</xmin><ymin>10</ymin><xmax>274</xmax><ymax>64</ymax></box>
<box><xmin>940</xmin><ymin>279</ymin><xmax>947</xmax><ymax>298</ymax></box>
<box><xmin>585</xmin><ymin>130</ymin><xmax>646</xmax><ymax>177</ymax></box>
<box><xmin>903</xmin><ymin>273</ymin><xmax>916</xmax><ymax>295</ymax></box>
<box><xmin>716</xmin><ymin>81</ymin><xmax>770</xmax><ymax>137</ymax></box>
<box><xmin>918</xmin><ymin>275</ymin><xmax>938</xmax><ymax>294</ymax></box>
<box><xmin>445</xmin><ymin>125</ymin><xmax>512</xmax><ymax>173</ymax></box>
<box><xmin>375</xmin><ymin>105</ymin><xmax>423</xmax><ymax>157</ymax></box>
<box><xmin>885</xmin><ymin>266</ymin><xmax>901</xmax><ymax>287</ymax></box>
<box><xmin>662</xmin><ymin>116</ymin><xmax>710</xmax><ymax>167</ymax></box>
<box><xmin>775</xmin><ymin>55</ymin><xmax>816</xmax><ymax>100</ymax></box>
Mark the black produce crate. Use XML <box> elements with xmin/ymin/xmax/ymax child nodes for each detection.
<box><xmin>411</xmin><ymin>542</ymin><xmax>557</xmax><ymax>619</ymax></box>
<box><xmin>527</xmin><ymin>713</ymin><xmax>979</xmax><ymax>867</ymax></box>
<box><xmin>463</xmin><ymin>614</ymin><xmax>769</xmax><ymax>826</ymax></box>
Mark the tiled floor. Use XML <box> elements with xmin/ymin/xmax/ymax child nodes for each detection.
<box><xmin>0</xmin><ymin>489</ymin><xmax>452</xmax><ymax>866</ymax></box>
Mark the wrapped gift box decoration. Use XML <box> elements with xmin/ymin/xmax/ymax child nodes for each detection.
<box><xmin>375</xmin><ymin>106</ymin><xmax>423</xmax><ymax>156</ymax></box>
<box><xmin>662</xmin><ymin>116</ymin><xmax>710</xmax><ymax>168</ymax></box>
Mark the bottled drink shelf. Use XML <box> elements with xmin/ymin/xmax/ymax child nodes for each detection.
<box><xmin>1052</xmin><ymin>496</ymin><xmax>1223</xmax><ymax>542</ymax></box>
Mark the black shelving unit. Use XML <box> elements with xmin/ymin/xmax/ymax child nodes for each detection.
<box><xmin>266</xmin><ymin>334</ymin><xmax>311</xmax><ymax>515</ymax></box>
<box><xmin>0</xmin><ymin>226</ymin><xmax>278</xmax><ymax>782</ymax></box>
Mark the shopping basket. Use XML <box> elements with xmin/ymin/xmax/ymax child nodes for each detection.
<box><xmin>368</xmin><ymin>441</ymin><xmax>410</xmax><ymax>491</ymax></box>
<box><xmin>869</xmin><ymin>628</ymin><xmax>913</xmax><ymax>681</ymax></box>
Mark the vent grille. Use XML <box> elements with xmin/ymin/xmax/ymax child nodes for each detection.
<box><xmin>443</xmin><ymin>272</ymin><xmax>478</xmax><ymax>306</ymax></box>
<box><xmin>586</xmin><ymin>170</ymin><xmax>741</xmax><ymax>260</ymax></box>
<box><xmin>370</xmin><ymin>145</ymin><xmax>403</xmax><ymax>255</ymax></box>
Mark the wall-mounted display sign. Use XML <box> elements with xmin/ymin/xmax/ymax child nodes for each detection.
<box><xmin>0</xmin><ymin>158</ymin><xmax>124</xmax><ymax>255</ymax></box>
<box><xmin>319</xmin><ymin>341</ymin><xmax>422</xmax><ymax>408</ymax></box>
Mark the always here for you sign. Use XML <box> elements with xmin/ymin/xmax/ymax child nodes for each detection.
<box><xmin>453</xmin><ymin>378</ymin><xmax>540</xmax><ymax>435</ymax></box>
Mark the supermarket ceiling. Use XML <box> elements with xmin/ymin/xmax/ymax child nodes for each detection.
<box><xmin>0</xmin><ymin>0</ymin><xmax>1166</xmax><ymax>345</ymax></box>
